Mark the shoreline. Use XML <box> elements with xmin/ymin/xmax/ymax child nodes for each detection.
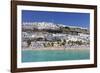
<box><xmin>22</xmin><ymin>46</ymin><xmax>90</xmax><ymax>51</ymax></box>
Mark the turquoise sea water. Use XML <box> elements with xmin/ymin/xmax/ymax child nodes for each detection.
<box><xmin>22</xmin><ymin>50</ymin><xmax>90</xmax><ymax>62</ymax></box>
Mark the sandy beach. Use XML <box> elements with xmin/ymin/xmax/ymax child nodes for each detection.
<box><xmin>22</xmin><ymin>45</ymin><xmax>90</xmax><ymax>51</ymax></box>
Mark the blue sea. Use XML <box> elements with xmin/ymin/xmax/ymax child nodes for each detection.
<box><xmin>22</xmin><ymin>50</ymin><xmax>90</xmax><ymax>62</ymax></box>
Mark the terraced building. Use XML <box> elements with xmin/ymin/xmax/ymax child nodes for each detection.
<box><xmin>22</xmin><ymin>22</ymin><xmax>90</xmax><ymax>50</ymax></box>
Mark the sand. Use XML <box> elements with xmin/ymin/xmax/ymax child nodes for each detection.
<box><xmin>22</xmin><ymin>45</ymin><xmax>90</xmax><ymax>51</ymax></box>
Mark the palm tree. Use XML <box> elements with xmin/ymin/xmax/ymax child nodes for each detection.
<box><xmin>27</xmin><ymin>39</ymin><xmax>31</xmax><ymax>47</ymax></box>
<box><xmin>51</xmin><ymin>42</ymin><xmax>54</xmax><ymax>47</ymax></box>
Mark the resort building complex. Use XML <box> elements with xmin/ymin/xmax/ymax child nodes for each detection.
<box><xmin>22</xmin><ymin>22</ymin><xmax>90</xmax><ymax>50</ymax></box>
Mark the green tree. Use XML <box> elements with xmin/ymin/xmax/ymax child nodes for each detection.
<box><xmin>27</xmin><ymin>39</ymin><xmax>31</xmax><ymax>47</ymax></box>
<box><xmin>51</xmin><ymin>42</ymin><xmax>54</xmax><ymax>47</ymax></box>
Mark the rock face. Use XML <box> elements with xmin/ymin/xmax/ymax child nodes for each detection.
<box><xmin>22</xmin><ymin>22</ymin><xmax>90</xmax><ymax>50</ymax></box>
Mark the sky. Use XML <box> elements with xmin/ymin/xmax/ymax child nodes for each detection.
<box><xmin>22</xmin><ymin>10</ymin><xmax>90</xmax><ymax>28</ymax></box>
